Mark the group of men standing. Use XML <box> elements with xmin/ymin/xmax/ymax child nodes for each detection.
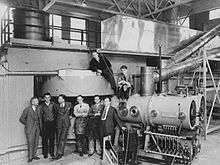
<box><xmin>19</xmin><ymin>50</ymin><xmax>134</xmax><ymax>163</ymax></box>
<box><xmin>19</xmin><ymin>93</ymin><xmax>123</xmax><ymax>163</ymax></box>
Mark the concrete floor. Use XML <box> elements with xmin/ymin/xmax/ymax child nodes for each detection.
<box><xmin>4</xmin><ymin>130</ymin><xmax>220</xmax><ymax>165</ymax></box>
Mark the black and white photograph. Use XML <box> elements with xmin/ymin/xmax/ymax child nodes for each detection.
<box><xmin>0</xmin><ymin>0</ymin><xmax>220</xmax><ymax>164</ymax></box>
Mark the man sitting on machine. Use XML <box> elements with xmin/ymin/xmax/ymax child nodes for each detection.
<box><xmin>89</xmin><ymin>50</ymin><xmax>117</xmax><ymax>93</ymax></box>
<box><xmin>117</xmin><ymin>65</ymin><xmax>133</xmax><ymax>101</ymax></box>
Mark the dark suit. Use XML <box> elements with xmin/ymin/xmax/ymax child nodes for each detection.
<box><xmin>55</xmin><ymin>102</ymin><xmax>72</xmax><ymax>155</ymax></box>
<box><xmin>117</xmin><ymin>73</ymin><xmax>133</xmax><ymax>100</ymax></box>
<box><xmin>19</xmin><ymin>106</ymin><xmax>42</xmax><ymax>160</ymax></box>
<box><xmin>100</xmin><ymin>106</ymin><xmax>122</xmax><ymax>158</ymax></box>
<box><xmin>89</xmin><ymin>55</ymin><xmax>117</xmax><ymax>92</ymax></box>
<box><xmin>100</xmin><ymin>106</ymin><xmax>122</xmax><ymax>139</ymax></box>
<box><xmin>40</xmin><ymin>102</ymin><xmax>56</xmax><ymax>157</ymax></box>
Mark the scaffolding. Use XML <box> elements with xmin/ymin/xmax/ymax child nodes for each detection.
<box><xmin>202</xmin><ymin>49</ymin><xmax>220</xmax><ymax>137</ymax></box>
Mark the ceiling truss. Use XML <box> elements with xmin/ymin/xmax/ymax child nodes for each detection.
<box><xmin>41</xmin><ymin>0</ymin><xmax>195</xmax><ymax>21</ymax></box>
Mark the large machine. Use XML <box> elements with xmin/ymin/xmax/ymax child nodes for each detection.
<box><xmin>1</xmin><ymin>6</ymin><xmax>220</xmax><ymax>164</ymax></box>
<box><xmin>114</xmin><ymin>24</ymin><xmax>220</xmax><ymax>165</ymax></box>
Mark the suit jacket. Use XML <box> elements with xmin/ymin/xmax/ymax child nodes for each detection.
<box><xmin>55</xmin><ymin>102</ymin><xmax>72</xmax><ymax>129</ymax></box>
<box><xmin>40</xmin><ymin>102</ymin><xmax>56</xmax><ymax>122</ymax></box>
<box><xmin>19</xmin><ymin>106</ymin><xmax>42</xmax><ymax>134</ymax></box>
<box><xmin>117</xmin><ymin>72</ymin><xmax>133</xmax><ymax>88</ymax></box>
<box><xmin>100</xmin><ymin>106</ymin><xmax>122</xmax><ymax>137</ymax></box>
<box><xmin>89</xmin><ymin>55</ymin><xmax>112</xmax><ymax>72</ymax></box>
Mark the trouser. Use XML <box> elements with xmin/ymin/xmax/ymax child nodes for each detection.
<box><xmin>42</xmin><ymin>121</ymin><xmax>55</xmax><ymax>157</ymax></box>
<box><xmin>118</xmin><ymin>86</ymin><xmax>131</xmax><ymax>100</ymax></box>
<box><xmin>100</xmin><ymin>134</ymin><xmax>114</xmax><ymax>158</ymax></box>
<box><xmin>26</xmin><ymin>126</ymin><xmax>40</xmax><ymax>160</ymax></box>
<box><xmin>114</xmin><ymin>126</ymin><xmax>120</xmax><ymax>146</ymax></box>
<box><xmin>88</xmin><ymin>117</ymin><xmax>101</xmax><ymax>154</ymax></box>
<box><xmin>102</xmin><ymin>69</ymin><xmax>117</xmax><ymax>92</ymax></box>
<box><xmin>56</xmin><ymin>126</ymin><xmax>69</xmax><ymax>155</ymax></box>
<box><xmin>88</xmin><ymin>137</ymin><xmax>101</xmax><ymax>155</ymax></box>
<box><xmin>76</xmin><ymin>134</ymin><xmax>87</xmax><ymax>153</ymax></box>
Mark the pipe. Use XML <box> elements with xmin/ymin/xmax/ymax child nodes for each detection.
<box><xmin>168</xmin><ymin>23</ymin><xmax>220</xmax><ymax>65</ymax></box>
<box><xmin>158</xmin><ymin>45</ymin><xmax>162</xmax><ymax>93</ymax></box>
<box><xmin>154</xmin><ymin>53</ymin><xmax>218</xmax><ymax>82</ymax></box>
<box><xmin>140</xmin><ymin>67</ymin><xmax>155</xmax><ymax>96</ymax></box>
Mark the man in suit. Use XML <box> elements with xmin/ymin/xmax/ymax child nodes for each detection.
<box><xmin>87</xmin><ymin>95</ymin><xmax>104</xmax><ymax>156</ymax></box>
<box><xmin>19</xmin><ymin>97</ymin><xmax>42</xmax><ymax>163</ymax></box>
<box><xmin>40</xmin><ymin>93</ymin><xmax>56</xmax><ymax>159</ymax></box>
<box><xmin>117</xmin><ymin>65</ymin><xmax>133</xmax><ymax>101</ymax></box>
<box><xmin>54</xmin><ymin>94</ymin><xmax>72</xmax><ymax>160</ymax></box>
<box><xmin>100</xmin><ymin>97</ymin><xmax>124</xmax><ymax>159</ymax></box>
<box><xmin>89</xmin><ymin>50</ymin><xmax>117</xmax><ymax>93</ymax></box>
<box><xmin>74</xmin><ymin>95</ymin><xmax>90</xmax><ymax>157</ymax></box>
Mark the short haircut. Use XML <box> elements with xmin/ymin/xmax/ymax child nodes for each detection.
<box><xmin>94</xmin><ymin>95</ymin><xmax>99</xmax><ymax>98</ymax></box>
<box><xmin>58</xmin><ymin>94</ymin><xmax>66</xmax><ymax>100</ymax></box>
<box><xmin>89</xmin><ymin>49</ymin><xmax>97</xmax><ymax>55</ymax></box>
<box><xmin>104</xmin><ymin>96</ymin><xmax>111</xmax><ymax>102</ymax></box>
<box><xmin>43</xmin><ymin>92</ymin><xmax>51</xmax><ymax>97</ymax></box>
<box><xmin>76</xmin><ymin>95</ymin><xmax>83</xmax><ymax>99</ymax></box>
<box><xmin>120</xmin><ymin>65</ymin><xmax>128</xmax><ymax>70</ymax></box>
<box><xmin>30</xmin><ymin>97</ymin><xmax>38</xmax><ymax>103</ymax></box>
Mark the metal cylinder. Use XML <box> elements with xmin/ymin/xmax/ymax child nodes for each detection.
<box><xmin>148</xmin><ymin>95</ymin><xmax>197</xmax><ymax>130</ymax></box>
<box><xmin>117</xmin><ymin>94</ymin><xmax>200</xmax><ymax>130</ymax></box>
<box><xmin>140</xmin><ymin>67</ymin><xmax>155</xmax><ymax>96</ymax></box>
<box><xmin>13</xmin><ymin>9</ymin><xmax>49</xmax><ymax>41</ymax></box>
<box><xmin>161</xmin><ymin>59</ymin><xmax>169</xmax><ymax>93</ymax></box>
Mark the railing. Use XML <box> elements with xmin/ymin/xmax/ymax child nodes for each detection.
<box><xmin>1</xmin><ymin>8</ymin><xmax>11</xmax><ymax>45</ymax></box>
<box><xmin>1</xmin><ymin>8</ymin><xmax>101</xmax><ymax>48</ymax></box>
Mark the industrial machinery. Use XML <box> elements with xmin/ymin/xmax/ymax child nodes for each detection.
<box><xmin>113</xmin><ymin>22</ymin><xmax>220</xmax><ymax>165</ymax></box>
<box><xmin>114</xmin><ymin>24</ymin><xmax>220</xmax><ymax>164</ymax></box>
<box><xmin>118</xmin><ymin>93</ymin><xmax>203</xmax><ymax>164</ymax></box>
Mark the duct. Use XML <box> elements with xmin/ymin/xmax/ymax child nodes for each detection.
<box><xmin>169</xmin><ymin>24</ymin><xmax>220</xmax><ymax>65</ymax></box>
<box><xmin>166</xmin><ymin>32</ymin><xmax>205</xmax><ymax>55</ymax></box>
<box><xmin>154</xmin><ymin>53</ymin><xmax>218</xmax><ymax>82</ymax></box>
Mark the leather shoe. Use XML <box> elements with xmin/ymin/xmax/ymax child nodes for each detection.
<box><xmin>55</xmin><ymin>154</ymin><xmax>62</xmax><ymax>160</ymax></box>
<box><xmin>79</xmin><ymin>152</ymin><xmax>83</xmax><ymax>157</ymax></box>
<box><xmin>27</xmin><ymin>159</ymin><xmax>33</xmax><ymax>163</ymax></box>
<box><xmin>88</xmin><ymin>152</ymin><xmax>94</xmax><ymax>157</ymax></box>
<box><xmin>43</xmin><ymin>155</ymin><xmax>48</xmax><ymax>159</ymax></box>
<box><xmin>33</xmin><ymin>156</ymin><xmax>40</xmax><ymax>160</ymax></box>
<box><xmin>50</xmin><ymin>154</ymin><xmax>56</xmax><ymax>159</ymax></box>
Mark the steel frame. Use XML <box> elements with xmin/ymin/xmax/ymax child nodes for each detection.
<box><xmin>202</xmin><ymin>49</ymin><xmax>220</xmax><ymax>136</ymax></box>
<box><xmin>43</xmin><ymin>0</ymin><xmax>193</xmax><ymax>21</ymax></box>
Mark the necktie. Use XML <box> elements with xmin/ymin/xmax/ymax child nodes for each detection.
<box><xmin>101</xmin><ymin>107</ymin><xmax>108</xmax><ymax>120</ymax></box>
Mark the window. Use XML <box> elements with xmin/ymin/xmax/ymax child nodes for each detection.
<box><xmin>49</xmin><ymin>14</ymin><xmax>61</xmax><ymax>39</ymax></box>
<box><xmin>209</xmin><ymin>8</ymin><xmax>220</xmax><ymax>20</ymax></box>
<box><xmin>0</xmin><ymin>3</ymin><xmax>7</xmax><ymax>19</ymax></box>
<box><xmin>70</xmin><ymin>17</ymin><xmax>86</xmax><ymax>45</ymax></box>
<box><xmin>0</xmin><ymin>3</ymin><xmax>8</xmax><ymax>45</ymax></box>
